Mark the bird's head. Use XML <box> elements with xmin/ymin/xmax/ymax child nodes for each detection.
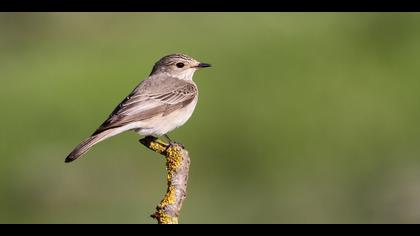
<box><xmin>150</xmin><ymin>53</ymin><xmax>211</xmax><ymax>80</ymax></box>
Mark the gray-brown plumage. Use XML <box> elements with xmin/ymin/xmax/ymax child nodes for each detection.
<box><xmin>65</xmin><ymin>54</ymin><xmax>211</xmax><ymax>163</ymax></box>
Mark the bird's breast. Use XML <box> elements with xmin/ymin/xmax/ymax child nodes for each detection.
<box><xmin>167</xmin><ymin>95</ymin><xmax>198</xmax><ymax>129</ymax></box>
<box><xmin>135</xmin><ymin>96</ymin><xmax>198</xmax><ymax>136</ymax></box>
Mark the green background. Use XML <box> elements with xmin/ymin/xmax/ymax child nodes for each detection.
<box><xmin>1</xmin><ymin>13</ymin><xmax>420</xmax><ymax>223</ymax></box>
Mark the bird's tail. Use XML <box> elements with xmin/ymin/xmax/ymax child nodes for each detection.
<box><xmin>65</xmin><ymin>129</ymin><xmax>116</xmax><ymax>163</ymax></box>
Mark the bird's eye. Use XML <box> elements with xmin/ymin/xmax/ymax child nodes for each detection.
<box><xmin>176</xmin><ymin>62</ymin><xmax>184</xmax><ymax>68</ymax></box>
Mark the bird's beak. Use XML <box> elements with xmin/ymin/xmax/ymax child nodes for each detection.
<box><xmin>196</xmin><ymin>62</ymin><xmax>212</xmax><ymax>68</ymax></box>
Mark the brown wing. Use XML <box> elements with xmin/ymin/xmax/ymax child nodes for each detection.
<box><xmin>92</xmin><ymin>75</ymin><xmax>197</xmax><ymax>135</ymax></box>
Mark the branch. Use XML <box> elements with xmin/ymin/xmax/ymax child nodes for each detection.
<box><xmin>139</xmin><ymin>136</ymin><xmax>191</xmax><ymax>224</ymax></box>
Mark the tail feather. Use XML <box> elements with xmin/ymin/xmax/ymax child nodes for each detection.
<box><xmin>65</xmin><ymin>129</ymin><xmax>115</xmax><ymax>163</ymax></box>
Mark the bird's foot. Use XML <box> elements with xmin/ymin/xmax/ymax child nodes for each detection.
<box><xmin>162</xmin><ymin>134</ymin><xmax>185</xmax><ymax>149</ymax></box>
<box><xmin>140</xmin><ymin>135</ymin><xmax>185</xmax><ymax>152</ymax></box>
<box><xmin>168</xmin><ymin>140</ymin><xmax>185</xmax><ymax>150</ymax></box>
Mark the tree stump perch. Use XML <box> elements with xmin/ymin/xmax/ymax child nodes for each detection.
<box><xmin>139</xmin><ymin>136</ymin><xmax>191</xmax><ymax>224</ymax></box>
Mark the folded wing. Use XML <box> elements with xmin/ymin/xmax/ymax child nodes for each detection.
<box><xmin>92</xmin><ymin>75</ymin><xmax>197</xmax><ymax>135</ymax></box>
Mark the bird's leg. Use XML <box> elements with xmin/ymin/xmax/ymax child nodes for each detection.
<box><xmin>163</xmin><ymin>134</ymin><xmax>173</xmax><ymax>143</ymax></box>
<box><xmin>164</xmin><ymin>134</ymin><xmax>178</xmax><ymax>147</ymax></box>
<box><xmin>163</xmin><ymin>134</ymin><xmax>185</xmax><ymax>149</ymax></box>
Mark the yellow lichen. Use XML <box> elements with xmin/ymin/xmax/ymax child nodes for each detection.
<box><xmin>142</xmin><ymin>139</ymin><xmax>186</xmax><ymax>224</ymax></box>
<box><xmin>160</xmin><ymin>186</ymin><xmax>176</xmax><ymax>208</ymax></box>
<box><xmin>166</xmin><ymin>146</ymin><xmax>183</xmax><ymax>171</ymax></box>
<box><xmin>148</xmin><ymin>140</ymin><xmax>167</xmax><ymax>154</ymax></box>
<box><xmin>154</xmin><ymin>210</ymin><xmax>178</xmax><ymax>224</ymax></box>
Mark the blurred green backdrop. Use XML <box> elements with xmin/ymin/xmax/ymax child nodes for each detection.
<box><xmin>1</xmin><ymin>13</ymin><xmax>420</xmax><ymax>223</ymax></box>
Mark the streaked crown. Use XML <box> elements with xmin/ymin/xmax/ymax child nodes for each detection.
<box><xmin>156</xmin><ymin>54</ymin><xmax>195</xmax><ymax>65</ymax></box>
<box><xmin>150</xmin><ymin>53</ymin><xmax>198</xmax><ymax>75</ymax></box>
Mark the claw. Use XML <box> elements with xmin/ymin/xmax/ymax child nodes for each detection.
<box><xmin>168</xmin><ymin>140</ymin><xmax>185</xmax><ymax>149</ymax></box>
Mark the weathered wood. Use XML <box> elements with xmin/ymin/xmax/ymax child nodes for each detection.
<box><xmin>139</xmin><ymin>136</ymin><xmax>191</xmax><ymax>224</ymax></box>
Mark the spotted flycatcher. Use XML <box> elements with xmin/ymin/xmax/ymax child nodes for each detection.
<box><xmin>65</xmin><ymin>53</ymin><xmax>211</xmax><ymax>163</ymax></box>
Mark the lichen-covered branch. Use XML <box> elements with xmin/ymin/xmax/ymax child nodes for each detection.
<box><xmin>139</xmin><ymin>136</ymin><xmax>191</xmax><ymax>224</ymax></box>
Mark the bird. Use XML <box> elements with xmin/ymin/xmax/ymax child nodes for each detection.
<box><xmin>65</xmin><ymin>53</ymin><xmax>211</xmax><ymax>163</ymax></box>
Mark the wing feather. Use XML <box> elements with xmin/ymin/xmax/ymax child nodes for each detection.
<box><xmin>92</xmin><ymin>75</ymin><xmax>197</xmax><ymax>135</ymax></box>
